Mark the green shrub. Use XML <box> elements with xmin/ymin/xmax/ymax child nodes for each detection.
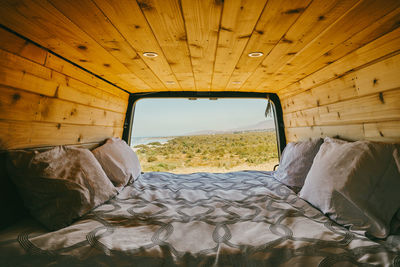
<box><xmin>147</xmin><ymin>156</ymin><xmax>157</xmax><ymax>162</ymax></box>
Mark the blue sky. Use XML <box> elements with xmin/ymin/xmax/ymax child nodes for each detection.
<box><xmin>131</xmin><ymin>98</ymin><xmax>273</xmax><ymax>137</ymax></box>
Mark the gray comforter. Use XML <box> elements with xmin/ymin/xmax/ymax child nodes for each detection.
<box><xmin>0</xmin><ymin>171</ymin><xmax>399</xmax><ymax>266</ymax></box>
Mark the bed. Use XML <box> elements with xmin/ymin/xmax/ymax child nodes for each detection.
<box><xmin>1</xmin><ymin>170</ymin><xmax>399</xmax><ymax>266</ymax></box>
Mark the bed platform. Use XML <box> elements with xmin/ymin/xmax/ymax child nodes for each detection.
<box><xmin>1</xmin><ymin>170</ymin><xmax>399</xmax><ymax>266</ymax></box>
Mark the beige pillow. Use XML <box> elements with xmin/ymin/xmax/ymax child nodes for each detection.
<box><xmin>274</xmin><ymin>138</ymin><xmax>323</xmax><ymax>192</ymax></box>
<box><xmin>7</xmin><ymin>146</ymin><xmax>117</xmax><ymax>231</ymax></box>
<box><xmin>92</xmin><ymin>138</ymin><xmax>141</xmax><ymax>187</ymax></box>
<box><xmin>299</xmin><ymin>137</ymin><xmax>400</xmax><ymax>238</ymax></box>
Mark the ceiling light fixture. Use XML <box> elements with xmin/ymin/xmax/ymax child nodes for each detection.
<box><xmin>232</xmin><ymin>81</ymin><xmax>241</xmax><ymax>85</ymax></box>
<box><xmin>248</xmin><ymin>52</ymin><xmax>264</xmax><ymax>58</ymax></box>
<box><xmin>165</xmin><ymin>81</ymin><xmax>175</xmax><ymax>85</ymax></box>
<box><xmin>143</xmin><ymin>52</ymin><xmax>158</xmax><ymax>58</ymax></box>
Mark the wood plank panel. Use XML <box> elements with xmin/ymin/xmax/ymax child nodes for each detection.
<box><xmin>0</xmin><ymin>27</ymin><xmax>47</xmax><ymax>65</ymax></box>
<box><xmin>241</xmin><ymin>0</ymin><xmax>359</xmax><ymax>90</ymax></box>
<box><xmin>0</xmin><ymin>48</ymin><xmax>128</xmax><ymax>113</ymax></box>
<box><xmin>0</xmin><ymin>30</ymin><xmax>128</xmax><ymax>150</ymax></box>
<box><xmin>0</xmin><ymin>48</ymin><xmax>52</xmax><ymax>81</ymax></box>
<box><xmin>0</xmin><ymin>120</ymin><xmax>122</xmax><ymax>150</ymax></box>
<box><xmin>318</xmin><ymin>89</ymin><xmax>400</xmax><ymax>125</ymax></box>
<box><xmin>226</xmin><ymin>0</ymin><xmax>311</xmax><ymax>90</ymax></box>
<box><xmin>286</xmin><ymin>121</ymin><xmax>400</xmax><ymax>143</ymax></box>
<box><xmin>279</xmin><ymin>25</ymin><xmax>400</xmax><ymax>98</ymax></box>
<box><xmin>284</xmin><ymin>88</ymin><xmax>400</xmax><ymax>127</ymax></box>
<box><xmin>52</xmin><ymin>74</ymin><xmax>128</xmax><ymax>114</ymax></box>
<box><xmin>48</xmin><ymin>0</ymin><xmax>176</xmax><ymax>90</ymax></box>
<box><xmin>181</xmin><ymin>0</ymin><xmax>222</xmax><ymax>90</ymax></box>
<box><xmin>281</xmin><ymin>51</ymin><xmax>400</xmax><ymax>113</ymax></box>
<box><xmin>282</xmin><ymin>75</ymin><xmax>357</xmax><ymax>114</ymax></box>
<box><xmin>93</xmin><ymin>0</ymin><xmax>181</xmax><ymax>90</ymax></box>
<box><xmin>0</xmin><ymin>85</ymin><xmax>125</xmax><ymax>127</ymax></box>
<box><xmin>259</xmin><ymin>0</ymin><xmax>400</xmax><ymax>92</ymax></box>
<box><xmin>276</xmin><ymin>6</ymin><xmax>400</xmax><ymax>91</ymax></box>
<box><xmin>2</xmin><ymin>27</ymin><xmax>128</xmax><ymax>100</ymax></box>
<box><xmin>211</xmin><ymin>0</ymin><xmax>267</xmax><ymax>90</ymax></box>
<box><xmin>283</xmin><ymin>107</ymin><xmax>320</xmax><ymax>128</ymax></box>
<box><xmin>364</xmin><ymin>121</ymin><xmax>400</xmax><ymax>142</ymax></box>
<box><xmin>139</xmin><ymin>0</ymin><xmax>196</xmax><ymax>90</ymax></box>
<box><xmin>44</xmin><ymin>53</ymin><xmax>129</xmax><ymax>99</ymax></box>
<box><xmin>0</xmin><ymin>0</ymin><xmax>147</xmax><ymax>91</ymax></box>
<box><xmin>285</xmin><ymin>124</ymin><xmax>365</xmax><ymax>142</ymax></box>
<box><xmin>0</xmin><ymin>65</ymin><xmax>58</xmax><ymax>97</ymax></box>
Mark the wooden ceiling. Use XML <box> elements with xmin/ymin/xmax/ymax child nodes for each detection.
<box><xmin>0</xmin><ymin>0</ymin><xmax>399</xmax><ymax>94</ymax></box>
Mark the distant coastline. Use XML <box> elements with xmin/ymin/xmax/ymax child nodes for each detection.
<box><xmin>131</xmin><ymin>136</ymin><xmax>174</xmax><ymax>147</ymax></box>
<box><xmin>133</xmin><ymin>131</ymin><xmax>279</xmax><ymax>173</ymax></box>
<box><xmin>131</xmin><ymin>119</ymin><xmax>275</xmax><ymax>148</ymax></box>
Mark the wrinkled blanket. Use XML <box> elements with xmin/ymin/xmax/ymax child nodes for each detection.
<box><xmin>0</xmin><ymin>171</ymin><xmax>399</xmax><ymax>266</ymax></box>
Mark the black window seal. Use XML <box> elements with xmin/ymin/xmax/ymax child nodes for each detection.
<box><xmin>122</xmin><ymin>91</ymin><xmax>286</xmax><ymax>157</ymax></box>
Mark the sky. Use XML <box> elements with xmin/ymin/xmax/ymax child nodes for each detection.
<box><xmin>131</xmin><ymin>98</ymin><xmax>273</xmax><ymax>137</ymax></box>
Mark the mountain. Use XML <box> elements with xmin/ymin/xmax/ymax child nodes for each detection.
<box><xmin>232</xmin><ymin>120</ymin><xmax>275</xmax><ymax>132</ymax></box>
<box><xmin>186</xmin><ymin>120</ymin><xmax>275</xmax><ymax>136</ymax></box>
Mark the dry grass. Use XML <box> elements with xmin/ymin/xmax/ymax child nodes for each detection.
<box><xmin>134</xmin><ymin>131</ymin><xmax>279</xmax><ymax>173</ymax></box>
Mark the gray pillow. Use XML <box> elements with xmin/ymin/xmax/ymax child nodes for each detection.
<box><xmin>92</xmin><ymin>138</ymin><xmax>141</xmax><ymax>188</ymax></box>
<box><xmin>274</xmin><ymin>138</ymin><xmax>323</xmax><ymax>191</ymax></box>
<box><xmin>299</xmin><ymin>137</ymin><xmax>400</xmax><ymax>238</ymax></box>
<box><xmin>7</xmin><ymin>146</ymin><xmax>117</xmax><ymax>231</ymax></box>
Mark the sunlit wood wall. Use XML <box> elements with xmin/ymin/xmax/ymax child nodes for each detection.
<box><xmin>0</xmin><ymin>28</ymin><xmax>129</xmax><ymax>150</ymax></box>
<box><xmin>281</xmin><ymin>28</ymin><xmax>400</xmax><ymax>143</ymax></box>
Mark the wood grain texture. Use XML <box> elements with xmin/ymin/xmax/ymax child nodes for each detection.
<box><xmin>281</xmin><ymin>51</ymin><xmax>400</xmax><ymax>113</ymax></box>
<box><xmin>257</xmin><ymin>0</ymin><xmax>400</xmax><ymax>92</ymax></box>
<box><xmin>0</xmin><ymin>31</ymin><xmax>127</xmax><ymax>150</ymax></box>
<box><xmin>0</xmin><ymin>0</ymin><xmax>145</xmax><ymax>90</ymax></box>
<box><xmin>0</xmin><ymin>120</ymin><xmax>122</xmax><ymax>150</ymax></box>
<box><xmin>285</xmin><ymin>124</ymin><xmax>365</xmax><ymax>142</ymax></box>
<box><xmin>211</xmin><ymin>0</ymin><xmax>267</xmax><ymax>90</ymax></box>
<box><xmin>364</xmin><ymin>121</ymin><xmax>400</xmax><ymax>142</ymax></box>
<box><xmin>226</xmin><ymin>0</ymin><xmax>311</xmax><ymax>90</ymax></box>
<box><xmin>276</xmin><ymin>6</ymin><xmax>400</xmax><ymax>93</ymax></box>
<box><xmin>48</xmin><ymin>0</ymin><xmax>175</xmax><ymax>90</ymax></box>
<box><xmin>181</xmin><ymin>0</ymin><xmax>223</xmax><ymax>90</ymax></box>
<box><xmin>0</xmin><ymin>0</ymin><xmax>399</xmax><ymax>147</ymax></box>
<box><xmin>137</xmin><ymin>0</ymin><xmax>195</xmax><ymax>90</ymax></box>
<box><xmin>286</xmin><ymin>121</ymin><xmax>400</xmax><ymax>143</ymax></box>
<box><xmin>282</xmin><ymin>40</ymin><xmax>400</xmax><ymax>143</ymax></box>
<box><xmin>0</xmin><ymin>85</ymin><xmax>125</xmax><ymax>127</ymax></box>
<box><xmin>241</xmin><ymin>0</ymin><xmax>359</xmax><ymax>90</ymax></box>
<box><xmin>0</xmin><ymin>1</ymin><xmax>399</xmax><ymax>93</ymax></box>
<box><xmin>93</xmin><ymin>0</ymin><xmax>181</xmax><ymax>90</ymax></box>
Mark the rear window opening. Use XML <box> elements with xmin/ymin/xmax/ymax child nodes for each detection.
<box><xmin>130</xmin><ymin>97</ymin><xmax>279</xmax><ymax>173</ymax></box>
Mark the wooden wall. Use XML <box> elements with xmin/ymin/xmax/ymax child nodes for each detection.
<box><xmin>281</xmin><ymin>28</ymin><xmax>400</xmax><ymax>143</ymax></box>
<box><xmin>0</xmin><ymin>28</ymin><xmax>129</xmax><ymax>150</ymax></box>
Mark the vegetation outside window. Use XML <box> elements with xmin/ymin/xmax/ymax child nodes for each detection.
<box><xmin>130</xmin><ymin>98</ymin><xmax>278</xmax><ymax>173</ymax></box>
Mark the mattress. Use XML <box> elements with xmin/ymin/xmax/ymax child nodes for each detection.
<box><xmin>0</xmin><ymin>171</ymin><xmax>399</xmax><ymax>266</ymax></box>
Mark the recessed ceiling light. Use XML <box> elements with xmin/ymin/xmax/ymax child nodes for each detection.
<box><xmin>232</xmin><ymin>81</ymin><xmax>241</xmax><ymax>85</ymax></box>
<box><xmin>165</xmin><ymin>81</ymin><xmax>175</xmax><ymax>85</ymax></box>
<box><xmin>248</xmin><ymin>52</ymin><xmax>264</xmax><ymax>58</ymax></box>
<box><xmin>143</xmin><ymin>52</ymin><xmax>158</xmax><ymax>58</ymax></box>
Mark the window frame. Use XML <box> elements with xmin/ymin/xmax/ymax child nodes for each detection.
<box><xmin>122</xmin><ymin>92</ymin><xmax>286</xmax><ymax>157</ymax></box>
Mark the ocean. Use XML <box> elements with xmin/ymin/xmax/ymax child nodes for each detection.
<box><xmin>131</xmin><ymin>136</ymin><xmax>174</xmax><ymax>147</ymax></box>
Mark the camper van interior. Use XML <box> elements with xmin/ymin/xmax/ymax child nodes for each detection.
<box><xmin>0</xmin><ymin>0</ymin><xmax>400</xmax><ymax>266</ymax></box>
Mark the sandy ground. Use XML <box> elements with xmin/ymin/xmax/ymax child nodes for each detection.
<box><xmin>169</xmin><ymin>161</ymin><xmax>278</xmax><ymax>174</ymax></box>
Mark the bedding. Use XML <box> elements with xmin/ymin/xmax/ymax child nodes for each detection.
<box><xmin>6</xmin><ymin>146</ymin><xmax>117</xmax><ymax>231</ymax></box>
<box><xmin>300</xmin><ymin>137</ymin><xmax>400</xmax><ymax>239</ymax></box>
<box><xmin>274</xmin><ymin>138</ymin><xmax>323</xmax><ymax>192</ymax></box>
<box><xmin>0</xmin><ymin>171</ymin><xmax>399</xmax><ymax>266</ymax></box>
<box><xmin>92</xmin><ymin>137</ymin><xmax>141</xmax><ymax>188</ymax></box>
